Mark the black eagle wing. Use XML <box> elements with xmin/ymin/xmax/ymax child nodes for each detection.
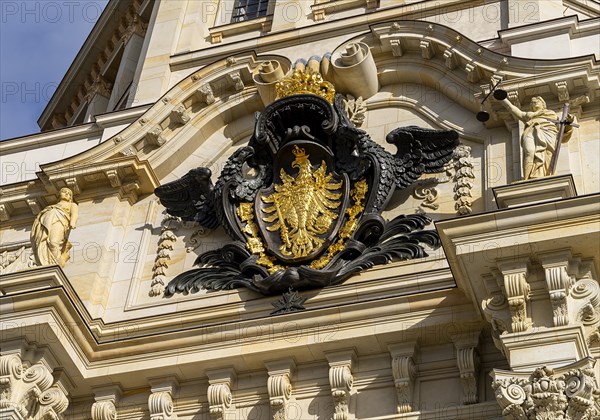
<box><xmin>154</xmin><ymin>167</ymin><xmax>219</xmax><ymax>229</ymax></box>
<box><xmin>386</xmin><ymin>126</ymin><xmax>459</xmax><ymax>189</ymax></box>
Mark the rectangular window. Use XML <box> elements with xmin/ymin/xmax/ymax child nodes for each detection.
<box><xmin>231</xmin><ymin>0</ymin><xmax>270</xmax><ymax>23</ymax></box>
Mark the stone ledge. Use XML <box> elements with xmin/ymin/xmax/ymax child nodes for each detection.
<box><xmin>493</xmin><ymin>174</ymin><xmax>577</xmax><ymax>209</ymax></box>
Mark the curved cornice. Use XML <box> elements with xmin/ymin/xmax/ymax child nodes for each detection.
<box><xmin>366</xmin><ymin>20</ymin><xmax>598</xmax><ymax>123</ymax></box>
<box><xmin>2</xmin><ymin>21</ymin><xmax>598</xmax><ymax>222</ymax></box>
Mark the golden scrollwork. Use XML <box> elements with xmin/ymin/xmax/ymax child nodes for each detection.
<box><xmin>275</xmin><ymin>68</ymin><xmax>335</xmax><ymax>103</ymax></box>
<box><xmin>310</xmin><ymin>178</ymin><xmax>368</xmax><ymax>270</ymax></box>
<box><xmin>261</xmin><ymin>146</ymin><xmax>342</xmax><ymax>259</ymax></box>
<box><xmin>237</xmin><ymin>202</ymin><xmax>284</xmax><ymax>274</ymax></box>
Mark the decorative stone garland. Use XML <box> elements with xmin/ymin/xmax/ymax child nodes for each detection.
<box><xmin>149</xmin><ymin>214</ymin><xmax>180</xmax><ymax>297</ymax></box>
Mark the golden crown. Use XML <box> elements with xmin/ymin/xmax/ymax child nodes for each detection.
<box><xmin>276</xmin><ymin>67</ymin><xmax>335</xmax><ymax>103</ymax></box>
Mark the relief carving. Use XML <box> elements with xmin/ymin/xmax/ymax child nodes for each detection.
<box><xmin>0</xmin><ymin>353</ymin><xmax>69</xmax><ymax>420</ymax></box>
<box><xmin>491</xmin><ymin>358</ymin><xmax>600</xmax><ymax>420</ymax></box>
<box><xmin>149</xmin><ymin>214</ymin><xmax>180</xmax><ymax>297</ymax></box>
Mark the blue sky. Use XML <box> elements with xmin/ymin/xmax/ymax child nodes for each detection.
<box><xmin>1</xmin><ymin>1</ymin><xmax>108</xmax><ymax>140</ymax></box>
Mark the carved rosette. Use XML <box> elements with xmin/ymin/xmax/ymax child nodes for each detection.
<box><xmin>0</xmin><ymin>353</ymin><xmax>69</xmax><ymax>420</ymax></box>
<box><xmin>491</xmin><ymin>358</ymin><xmax>600</xmax><ymax>420</ymax></box>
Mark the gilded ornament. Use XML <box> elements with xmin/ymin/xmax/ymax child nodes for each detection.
<box><xmin>261</xmin><ymin>145</ymin><xmax>342</xmax><ymax>259</ymax></box>
<box><xmin>275</xmin><ymin>68</ymin><xmax>335</xmax><ymax>103</ymax></box>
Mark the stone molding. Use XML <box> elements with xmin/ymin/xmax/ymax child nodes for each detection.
<box><xmin>388</xmin><ymin>342</ymin><xmax>418</xmax><ymax>414</ymax></box>
<box><xmin>326</xmin><ymin>351</ymin><xmax>355</xmax><ymax>420</ymax></box>
<box><xmin>491</xmin><ymin>357</ymin><xmax>599</xmax><ymax>420</ymax></box>
<box><xmin>0</xmin><ymin>353</ymin><xmax>69</xmax><ymax>420</ymax></box>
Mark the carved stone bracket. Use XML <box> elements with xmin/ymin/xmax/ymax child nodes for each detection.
<box><xmin>0</xmin><ymin>352</ymin><xmax>69</xmax><ymax>420</ymax></box>
<box><xmin>555</xmin><ymin>81</ymin><xmax>570</xmax><ymax>102</ymax></box>
<box><xmin>451</xmin><ymin>331</ymin><xmax>481</xmax><ymax>405</ymax></box>
<box><xmin>170</xmin><ymin>104</ymin><xmax>190</xmax><ymax>126</ymax></box>
<box><xmin>540</xmin><ymin>251</ymin><xmax>576</xmax><ymax>327</ymax></box>
<box><xmin>443</xmin><ymin>48</ymin><xmax>458</xmax><ymax>69</ymax></box>
<box><xmin>206</xmin><ymin>369</ymin><xmax>236</xmax><ymax>420</ymax></box>
<box><xmin>491</xmin><ymin>357</ymin><xmax>599</xmax><ymax>420</ymax></box>
<box><xmin>148</xmin><ymin>378</ymin><xmax>178</xmax><ymax>420</ymax></box>
<box><xmin>195</xmin><ymin>84</ymin><xmax>216</xmax><ymax>105</ymax></box>
<box><xmin>389</xmin><ymin>342</ymin><xmax>418</xmax><ymax>414</ymax></box>
<box><xmin>226</xmin><ymin>72</ymin><xmax>244</xmax><ymax>92</ymax></box>
<box><xmin>64</xmin><ymin>178</ymin><xmax>81</xmax><ymax>195</ymax></box>
<box><xmin>265</xmin><ymin>359</ymin><xmax>295</xmax><ymax>420</ymax></box>
<box><xmin>389</xmin><ymin>37</ymin><xmax>404</xmax><ymax>57</ymax></box>
<box><xmin>420</xmin><ymin>40</ymin><xmax>435</xmax><ymax>60</ymax></box>
<box><xmin>91</xmin><ymin>386</ymin><xmax>121</xmax><ymax>420</ymax></box>
<box><xmin>498</xmin><ymin>260</ymin><xmax>532</xmax><ymax>333</ymax></box>
<box><xmin>146</xmin><ymin>126</ymin><xmax>166</xmax><ymax>147</ymax></box>
<box><xmin>465</xmin><ymin>62</ymin><xmax>482</xmax><ymax>83</ymax></box>
<box><xmin>326</xmin><ymin>351</ymin><xmax>355</xmax><ymax>420</ymax></box>
<box><xmin>26</xmin><ymin>199</ymin><xmax>41</xmax><ymax>215</ymax></box>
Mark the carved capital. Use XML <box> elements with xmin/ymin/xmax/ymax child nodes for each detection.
<box><xmin>265</xmin><ymin>360</ymin><xmax>295</xmax><ymax>420</ymax></box>
<box><xmin>206</xmin><ymin>369</ymin><xmax>235</xmax><ymax>420</ymax></box>
<box><xmin>86</xmin><ymin>75</ymin><xmax>113</xmax><ymax>101</ymax></box>
<box><xmin>0</xmin><ymin>353</ymin><xmax>69</xmax><ymax>420</ymax></box>
<box><xmin>491</xmin><ymin>357</ymin><xmax>600</xmax><ymax>420</ymax></box>
<box><xmin>389</xmin><ymin>342</ymin><xmax>418</xmax><ymax>414</ymax></box>
<box><xmin>120</xmin><ymin>15</ymin><xmax>147</xmax><ymax>45</ymax></box>
<box><xmin>326</xmin><ymin>351</ymin><xmax>355</xmax><ymax>420</ymax></box>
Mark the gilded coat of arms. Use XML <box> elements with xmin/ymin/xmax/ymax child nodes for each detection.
<box><xmin>155</xmin><ymin>71</ymin><xmax>459</xmax><ymax>298</ymax></box>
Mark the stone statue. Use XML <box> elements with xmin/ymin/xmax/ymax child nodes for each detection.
<box><xmin>30</xmin><ymin>187</ymin><xmax>78</xmax><ymax>267</ymax></box>
<box><xmin>500</xmin><ymin>96</ymin><xmax>572</xmax><ymax>180</ymax></box>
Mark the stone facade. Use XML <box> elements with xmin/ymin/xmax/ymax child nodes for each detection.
<box><xmin>1</xmin><ymin>1</ymin><xmax>599</xmax><ymax>419</ymax></box>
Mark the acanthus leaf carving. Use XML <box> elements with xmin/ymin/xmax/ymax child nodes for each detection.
<box><xmin>0</xmin><ymin>353</ymin><xmax>69</xmax><ymax>420</ymax></box>
<box><xmin>389</xmin><ymin>342</ymin><xmax>418</xmax><ymax>414</ymax></box>
<box><xmin>492</xmin><ymin>358</ymin><xmax>600</xmax><ymax>420</ymax></box>
<box><xmin>327</xmin><ymin>352</ymin><xmax>355</xmax><ymax>420</ymax></box>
